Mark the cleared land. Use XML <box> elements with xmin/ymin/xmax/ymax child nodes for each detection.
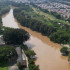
<box><xmin>31</xmin><ymin>6</ymin><xmax>70</xmax><ymax>25</ymax></box>
<box><xmin>32</xmin><ymin>6</ymin><xmax>56</xmax><ymax>20</ymax></box>
<box><xmin>0</xmin><ymin>67</ymin><xmax>8</xmax><ymax>70</ymax></box>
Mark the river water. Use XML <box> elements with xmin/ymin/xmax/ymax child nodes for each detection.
<box><xmin>2</xmin><ymin>8</ymin><xmax>70</xmax><ymax>70</ymax></box>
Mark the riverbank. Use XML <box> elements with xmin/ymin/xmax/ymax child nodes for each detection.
<box><xmin>17</xmin><ymin>18</ymin><xmax>70</xmax><ymax>70</ymax></box>
<box><xmin>2</xmin><ymin>8</ymin><xmax>70</xmax><ymax>70</ymax></box>
<box><xmin>14</xmin><ymin>9</ymin><xmax>70</xmax><ymax>70</ymax></box>
<box><xmin>13</xmin><ymin>5</ymin><xmax>70</xmax><ymax>44</ymax></box>
<box><xmin>17</xmin><ymin>21</ymin><xmax>61</xmax><ymax>48</ymax></box>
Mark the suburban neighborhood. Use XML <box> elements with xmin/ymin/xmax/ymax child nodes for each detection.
<box><xmin>36</xmin><ymin>2</ymin><xmax>70</xmax><ymax>18</ymax></box>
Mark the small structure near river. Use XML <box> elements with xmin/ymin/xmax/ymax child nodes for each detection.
<box><xmin>16</xmin><ymin>47</ymin><xmax>27</xmax><ymax>67</ymax></box>
<box><xmin>0</xmin><ymin>35</ymin><xmax>28</xmax><ymax>69</ymax></box>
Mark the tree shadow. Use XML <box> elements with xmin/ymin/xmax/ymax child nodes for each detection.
<box><xmin>61</xmin><ymin>53</ymin><xmax>68</xmax><ymax>56</ymax></box>
<box><xmin>9</xmin><ymin>59</ymin><xmax>17</xmax><ymax>66</ymax></box>
<box><xmin>0</xmin><ymin>62</ymin><xmax>8</xmax><ymax>67</ymax></box>
<box><xmin>0</xmin><ymin>58</ymin><xmax>17</xmax><ymax>67</ymax></box>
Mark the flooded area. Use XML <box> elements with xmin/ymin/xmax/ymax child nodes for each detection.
<box><xmin>2</xmin><ymin>8</ymin><xmax>70</xmax><ymax>70</ymax></box>
<box><xmin>2</xmin><ymin>9</ymin><xmax>19</xmax><ymax>28</ymax></box>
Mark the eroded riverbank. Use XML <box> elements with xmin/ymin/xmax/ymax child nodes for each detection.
<box><xmin>2</xmin><ymin>8</ymin><xmax>70</xmax><ymax>70</ymax></box>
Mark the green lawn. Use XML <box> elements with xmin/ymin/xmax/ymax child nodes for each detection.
<box><xmin>0</xmin><ymin>62</ymin><xmax>8</xmax><ymax>70</ymax></box>
<box><xmin>31</xmin><ymin>6</ymin><xmax>70</xmax><ymax>25</ymax></box>
<box><xmin>31</xmin><ymin>6</ymin><xmax>56</xmax><ymax>20</ymax></box>
<box><xmin>0</xmin><ymin>67</ymin><xmax>8</xmax><ymax>70</ymax></box>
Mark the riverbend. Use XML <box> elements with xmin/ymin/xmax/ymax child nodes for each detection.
<box><xmin>2</xmin><ymin>8</ymin><xmax>70</xmax><ymax>70</ymax></box>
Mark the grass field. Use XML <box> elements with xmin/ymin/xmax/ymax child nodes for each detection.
<box><xmin>31</xmin><ymin>6</ymin><xmax>70</xmax><ymax>25</ymax></box>
<box><xmin>0</xmin><ymin>62</ymin><xmax>8</xmax><ymax>70</ymax></box>
<box><xmin>0</xmin><ymin>67</ymin><xmax>8</xmax><ymax>70</ymax></box>
<box><xmin>21</xmin><ymin>5</ymin><xmax>70</xmax><ymax>26</ymax></box>
<box><xmin>32</xmin><ymin>6</ymin><xmax>56</xmax><ymax>20</ymax></box>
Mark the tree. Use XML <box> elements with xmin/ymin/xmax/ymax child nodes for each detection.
<box><xmin>0</xmin><ymin>46</ymin><xmax>17</xmax><ymax>64</ymax></box>
<box><xmin>67</xmin><ymin>18</ymin><xmax>70</xmax><ymax>23</ymax></box>
<box><xmin>3</xmin><ymin>29</ymin><xmax>30</xmax><ymax>45</ymax></box>
<box><xmin>50</xmin><ymin>31</ymin><xmax>70</xmax><ymax>44</ymax></box>
<box><xmin>25</xmin><ymin>50</ymin><xmax>36</xmax><ymax>58</ymax></box>
<box><xmin>68</xmin><ymin>53</ymin><xmax>70</xmax><ymax>62</ymax></box>
<box><xmin>29</xmin><ymin>60</ymin><xmax>40</xmax><ymax>70</ymax></box>
<box><xmin>60</xmin><ymin>46</ymin><xmax>68</xmax><ymax>55</ymax></box>
<box><xmin>17</xmin><ymin>62</ymin><xmax>23</xmax><ymax>70</ymax></box>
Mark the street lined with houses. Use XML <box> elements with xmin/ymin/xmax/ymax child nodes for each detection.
<box><xmin>36</xmin><ymin>2</ymin><xmax>70</xmax><ymax>18</ymax></box>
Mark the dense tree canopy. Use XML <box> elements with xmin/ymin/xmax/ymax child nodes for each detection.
<box><xmin>0</xmin><ymin>46</ymin><xmax>17</xmax><ymax>63</ymax></box>
<box><xmin>13</xmin><ymin>4</ymin><xmax>70</xmax><ymax>44</ymax></box>
<box><xmin>3</xmin><ymin>29</ymin><xmax>30</xmax><ymax>45</ymax></box>
<box><xmin>14</xmin><ymin>7</ymin><xmax>56</xmax><ymax>36</ymax></box>
<box><xmin>50</xmin><ymin>31</ymin><xmax>70</xmax><ymax>44</ymax></box>
<box><xmin>60</xmin><ymin>46</ymin><xmax>68</xmax><ymax>55</ymax></box>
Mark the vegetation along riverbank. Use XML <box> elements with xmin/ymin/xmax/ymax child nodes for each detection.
<box><xmin>0</xmin><ymin>0</ymin><xmax>70</xmax><ymax>70</ymax></box>
<box><xmin>13</xmin><ymin>3</ymin><xmax>70</xmax><ymax>45</ymax></box>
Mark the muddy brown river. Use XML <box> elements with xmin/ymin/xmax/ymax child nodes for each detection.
<box><xmin>2</xmin><ymin>8</ymin><xmax>70</xmax><ymax>70</ymax></box>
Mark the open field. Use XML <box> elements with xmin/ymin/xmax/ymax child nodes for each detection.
<box><xmin>32</xmin><ymin>6</ymin><xmax>56</xmax><ymax>20</ymax></box>
<box><xmin>0</xmin><ymin>63</ymin><xmax>8</xmax><ymax>70</ymax></box>
<box><xmin>31</xmin><ymin>6</ymin><xmax>70</xmax><ymax>25</ymax></box>
<box><xmin>0</xmin><ymin>67</ymin><xmax>8</xmax><ymax>70</ymax></box>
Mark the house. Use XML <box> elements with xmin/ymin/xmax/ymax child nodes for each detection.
<box><xmin>22</xmin><ymin>54</ymin><xmax>27</xmax><ymax>67</ymax></box>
